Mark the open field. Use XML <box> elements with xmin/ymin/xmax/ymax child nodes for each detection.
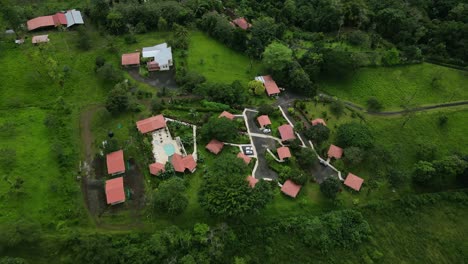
<box><xmin>187</xmin><ymin>31</ymin><xmax>263</xmax><ymax>84</ymax></box>
<box><xmin>320</xmin><ymin>63</ymin><xmax>468</xmax><ymax>110</ymax></box>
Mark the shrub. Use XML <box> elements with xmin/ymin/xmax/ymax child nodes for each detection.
<box><xmin>330</xmin><ymin>100</ymin><xmax>345</xmax><ymax>118</ymax></box>
<box><xmin>124</xmin><ymin>34</ymin><xmax>137</xmax><ymax>44</ymax></box>
<box><xmin>366</xmin><ymin>97</ymin><xmax>383</xmax><ymax>112</ymax></box>
<box><xmin>347</xmin><ymin>30</ymin><xmax>369</xmax><ymax>46</ymax></box>
<box><xmin>320</xmin><ymin>177</ymin><xmax>341</xmax><ymax>199</ymax></box>
<box><xmin>438</xmin><ymin>115</ymin><xmax>448</xmax><ymax>127</ymax></box>
<box><xmin>336</xmin><ymin>122</ymin><xmax>373</xmax><ymax>149</ymax></box>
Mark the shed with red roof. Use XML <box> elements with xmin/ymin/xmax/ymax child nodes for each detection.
<box><xmin>27</xmin><ymin>13</ymin><xmax>67</xmax><ymax>31</ymax></box>
<box><xmin>232</xmin><ymin>17</ymin><xmax>252</xmax><ymax>30</ymax></box>
<box><xmin>327</xmin><ymin>144</ymin><xmax>343</xmax><ymax>159</ymax></box>
<box><xmin>136</xmin><ymin>115</ymin><xmax>166</xmax><ymax>134</ymax></box>
<box><xmin>205</xmin><ymin>139</ymin><xmax>224</xmax><ymax>154</ymax></box>
<box><xmin>218</xmin><ymin>111</ymin><xmax>235</xmax><ymax>120</ymax></box>
<box><xmin>121</xmin><ymin>52</ymin><xmax>140</xmax><ymax>66</ymax></box>
<box><xmin>149</xmin><ymin>162</ymin><xmax>165</xmax><ymax>175</ymax></box>
<box><xmin>257</xmin><ymin>115</ymin><xmax>271</xmax><ymax>128</ymax></box>
<box><xmin>344</xmin><ymin>173</ymin><xmax>364</xmax><ymax>191</ymax></box>
<box><xmin>262</xmin><ymin>75</ymin><xmax>281</xmax><ymax>96</ymax></box>
<box><xmin>278</xmin><ymin>124</ymin><xmax>295</xmax><ymax>141</ymax></box>
<box><xmin>237</xmin><ymin>152</ymin><xmax>252</xmax><ymax>164</ymax></box>
<box><xmin>246</xmin><ymin>175</ymin><xmax>259</xmax><ymax>188</ymax></box>
<box><xmin>277</xmin><ymin>146</ymin><xmax>291</xmax><ymax>161</ymax></box>
<box><xmin>105</xmin><ymin>177</ymin><xmax>125</xmax><ymax>205</ymax></box>
<box><xmin>171</xmin><ymin>154</ymin><xmax>197</xmax><ymax>173</ymax></box>
<box><xmin>281</xmin><ymin>180</ymin><xmax>302</xmax><ymax>198</ymax></box>
<box><xmin>106</xmin><ymin>150</ymin><xmax>125</xmax><ymax>175</ymax></box>
<box><xmin>311</xmin><ymin>118</ymin><xmax>327</xmax><ymax>126</ymax></box>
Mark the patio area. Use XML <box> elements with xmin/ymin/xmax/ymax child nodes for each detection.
<box><xmin>151</xmin><ymin>127</ymin><xmax>184</xmax><ymax>164</ymax></box>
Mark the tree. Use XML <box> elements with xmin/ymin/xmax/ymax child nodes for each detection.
<box><xmin>347</xmin><ymin>30</ymin><xmax>369</xmax><ymax>46</ymax></box>
<box><xmin>0</xmin><ymin>257</ymin><xmax>28</xmax><ymax>264</ymax></box>
<box><xmin>304</xmin><ymin>124</ymin><xmax>330</xmax><ymax>145</ymax></box>
<box><xmin>343</xmin><ymin>147</ymin><xmax>364</xmax><ymax>166</ymax></box>
<box><xmin>173</xmin><ymin>24</ymin><xmax>189</xmax><ymax>50</ymax></box>
<box><xmin>388</xmin><ymin>169</ymin><xmax>408</xmax><ymax>188</ymax></box>
<box><xmin>153</xmin><ymin>177</ymin><xmax>188</xmax><ymax>215</ymax></box>
<box><xmin>199</xmin><ymin>155</ymin><xmax>273</xmax><ymax>218</ymax></box>
<box><xmin>295</xmin><ymin>148</ymin><xmax>316</xmax><ymax>170</ymax></box>
<box><xmin>106</xmin><ymin>10</ymin><xmax>127</xmax><ymax>35</ymax></box>
<box><xmin>97</xmin><ymin>63</ymin><xmax>124</xmax><ymax>83</ymax></box>
<box><xmin>382</xmin><ymin>48</ymin><xmax>400</xmax><ymax>66</ymax></box>
<box><xmin>105</xmin><ymin>86</ymin><xmax>129</xmax><ymax>114</ymax></box>
<box><xmin>321</xmin><ymin>48</ymin><xmax>357</xmax><ymax>79</ymax></box>
<box><xmin>248</xmin><ymin>16</ymin><xmax>280</xmax><ymax>58</ymax></box>
<box><xmin>366</xmin><ymin>97</ymin><xmax>383</xmax><ymax>112</ymax></box>
<box><xmin>413</xmin><ymin>160</ymin><xmax>435</xmax><ymax>183</ymax></box>
<box><xmin>336</xmin><ymin>122</ymin><xmax>373</xmax><ymax>149</ymax></box>
<box><xmin>432</xmin><ymin>155</ymin><xmax>467</xmax><ymax>186</ymax></box>
<box><xmin>194</xmin><ymin>81</ymin><xmax>247</xmax><ymax>106</ymax></box>
<box><xmin>330</xmin><ymin>100</ymin><xmax>345</xmax><ymax>118</ymax></box>
<box><xmin>200</xmin><ymin>116</ymin><xmax>238</xmax><ymax>142</ymax></box>
<box><xmin>438</xmin><ymin>115</ymin><xmax>448</xmax><ymax>127</ymax></box>
<box><xmin>248</xmin><ymin>80</ymin><xmax>265</xmax><ymax>96</ymax></box>
<box><xmin>320</xmin><ymin>177</ymin><xmax>341</xmax><ymax>199</ymax></box>
<box><xmin>262</xmin><ymin>42</ymin><xmax>293</xmax><ymax>72</ymax></box>
<box><xmin>415</xmin><ymin>142</ymin><xmax>437</xmax><ymax>161</ymax></box>
<box><xmin>76</xmin><ymin>26</ymin><xmax>91</xmax><ymax>51</ymax></box>
<box><xmin>258</xmin><ymin>104</ymin><xmax>275</xmax><ymax>116</ymax></box>
<box><xmin>158</xmin><ymin>17</ymin><xmax>168</xmax><ymax>31</ymax></box>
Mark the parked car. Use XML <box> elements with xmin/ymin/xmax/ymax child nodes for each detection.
<box><xmin>262</xmin><ymin>128</ymin><xmax>271</xmax><ymax>134</ymax></box>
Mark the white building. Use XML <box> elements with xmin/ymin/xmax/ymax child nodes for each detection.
<box><xmin>142</xmin><ymin>43</ymin><xmax>173</xmax><ymax>71</ymax></box>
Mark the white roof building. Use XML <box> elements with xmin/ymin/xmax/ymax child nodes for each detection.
<box><xmin>142</xmin><ymin>43</ymin><xmax>173</xmax><ymax>71</ymax></box>
<box><xmin>65</xmin><ymin>9</ymin><xmax>84</xmax><ymax>28</ymax></box>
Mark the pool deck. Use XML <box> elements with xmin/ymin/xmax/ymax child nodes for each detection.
<box><xmin>151</xmin><ymin>128</ymin><xmax>181</xmax><ymax>164</ymax></box>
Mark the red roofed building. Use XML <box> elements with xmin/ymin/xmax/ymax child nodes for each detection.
<box><xmin>121</xmin><ymin>52</ymin><xmax>140</xmax><ymax>66</ymax></box>
<box><xmin>257</xmin><ymin>115</ymin><xmax>271</xmax><ymax>128</ymax></box>
<box><xmin>136</xmin><ymin>115</ymin><xmax>166</xmax><ymax>134</ymax></box>
<box><xmin>344</xmin><ymin>173</ymin><xmax>364</xmax><ymax>191</ymax></box>
<box><xmin>262</xmin><ymin>75</ymin><xmax>281</xmax><ymax>96</ymax></box>
<box><xmin>27</xmin><ymin>13</ymin><xmax>67</xmax><ymax>31</ymax></box>
<box><xmin>327</xmin><ymin>144</ymin><xmax>343</xmax><ymax>159</ymax></box>
<box><xmin>311</xmin><ymin>118</ymin><xmax>327</xmax><ymax>126</ymax></box>
<box><xmin>237</xmin><ymin>152</ymin><xmax>252</xmax><ymax>164</ymax></box>
<box><xmin>277</xmin><ymin>146</ymin><xmax>291</xmax><ymax>161</ymax></box>
<box><xmin>205</xmin><ymin>139</ymin><xmax>224</xmax><ymax>154</ymax></box>
<box><xmin>232</xmin><ymin>17</ymin><xmax>252</xmax><ymax>30</ymax></box>
<box><xmin>105</xmin><ymin>177</ymin><xmax>125</xmax><ymax>205</ymax></box>
<box><xmin>281</xmin><ymin>180</ymin><xmax>302</xmax><ymax>198</ymax></box>
<box><xmin>149</xmin><ymin>162</ymin><xmax>165</xmax><ymax>175</ymax></box>
<box><xmin>171</xmin><ymin>154</ymin><xmax>197</xmax><ymax>173</ymax></box>
<box><xmin>218</xmin><ymin>111</ymin><xmax>235</xmax><ymax>120</ymax></box>
<box><xmin>246</xmin><ymin>175</ymin><xmax>259</xmax><ymax>188</ymax></box>
<box><xmin>106</xmin><ymin>150</ymin><xmax>125</xmax><ymax>175</ymax></box>
<box><xmin>278</xmin><ymin>124</ymin><xmax>296</xmax><ymax>141</ymax></box>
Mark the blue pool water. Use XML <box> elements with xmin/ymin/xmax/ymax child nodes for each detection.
<box><xmin>163</xmin><ymin>144</ymin><xmax>176</xmax><ymax>156</ymax></box>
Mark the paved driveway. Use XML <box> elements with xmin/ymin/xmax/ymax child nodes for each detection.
<box><xmin>251</xmin><ymin>136</ymin><xmax>278</xmax><ymax>179</ymax></box>
<box><xmin>309</xmin><ymin>159</ymin><xmax>338</xmax><ymax>183</ymax></box>
<box><xmin>245</xmin><ymin>110</ymin><xmax>262</xmax><ymax>134</ymax></box>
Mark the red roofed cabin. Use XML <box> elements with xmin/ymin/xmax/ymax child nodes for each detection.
<box><xmin>344</xmin><ymin>173</ymin><xmax>364</xmax><ymax>191</ymax></box>
<box><xmin>246</xmin><ymin>175</ymin><xmax>259</xmax><ymax>188</ymax></box>
<box><xmin>105</xmin><ymin>177</ymin><xmax>125</xmax><ymax>205</ymax></box>
<box><xmin>149</xmin><ymin>162</ymin><xmax>165</xmax><ymax>175</ymax></box>
<box><xmin>257</xmin><ymin>115</ymin><xmax>271</xmax><ymax>129</ymax></box>
<box><xmin>327</xmin><ymin>144</ymin><xmax>343</xmax><ymax>159</ymax></box>
<box><xmin>171</xmin><ymin>154</ymin><xmax>197</xmax><ymax>173</ymax></box>
<box><xmin>277</xmin><ymin>146</ymin><xmax>291</xmax><ymax>161</ymax></box>
<box><xmin>237</xmin><ymin>152</ymin><xmax>252</xmax><ymax>164</ymax></box>
<box><xmin>136</xmin><ymin>115</ymin><xmax>166</xmax><ymax>134</ymax></box>
<box><xmin>278</xmin><ymin>124</ymin><xmax>296</xmax><ymax>142</ymax></box>
<box><xmin>27</xmin><ymin>13</ymin><xmax>67</xmax><ymax>31</ymax></box>
<box><xmin>311</xmin><ymin>118</ymin><xmax>327</xmax><ymax>126</ymax></box>
<box><xmin>205</xmin><ymin>139</ymin><xmax>224</xmax><ymax>155</ymax></box>
<box><xmin>232</xmin><ymin>17</ymin><xmax>252</xmax><ymax>30</ymax></box>
<box><xmin>106</xmin><ymin>150</ymin><xmax>125</xmax><ymax>175</ymax></box>
<box><xmin>281</xmin><ymin>180</ymin><xmax>302</xmax><ymax>198</ymax></box>
<box><xmin>218</xmin><ymin>111</ymin><xmax>235</xmax><ymax>120</ymax></box>
<box><xmin>121</xmin><ymin>52</ymin><xmax>140</xmax><ymax>67</ymax></box>
<box><xmin>255</xmin><ymin>75</ymin><xmax>281</xmax><ymax>97</ymax></box>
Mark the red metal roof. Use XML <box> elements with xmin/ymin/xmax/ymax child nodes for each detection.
<box><xmin>105</xmin><ymin>177</ymin><xmax>125</xmax><ymax>204</ymax></box>
<box><xmin>205</xmin><ymin>139</ymin><xmax>224</xmax><ymax>154</ymax></box>
<box><xmin>136</xmin><ymin>115</ymin><xmax>166</xmax><ymax>134</ymax></box>
<box><xmin>281</xmin><ymin>180</ymin><xmax>302</xmax><ymax>198</ymax></box>
<box><xmin>218</xmin><ymin>111</ymin><xmax>235</xmax><ymax>120</ymax></box>
<box><xmin>171</xmin><ymin>154</ymin><xmax>197</xmax><ymax>173</ymax></box>
<box><xmin>232</xmin><ymin>17</ymin><xmax>252</xmax><ymax>30</ymax></box>
<box><xmin>278</xmin><ymin>124</ymin><xmax>295</xmax><ymax>141</ymax></box>
<box><xmin>263</xmin><ymin>75</ymin><xmax>280</xmax><ymax>96</ymax></box>
<box><xmin>327</xmin><ymin>144</ymin><xmax>343</xmax><ymax>159</ymax></box>
<box><xmin>27</xmin><ymin>13</ymin><xmax>67</xmax><ymax>31</ymax></box>
<box><xmin>246</xmin><ymin>175</ymin><xmax>259</xmax><ymax>188</ymax></box>
<box><xmin>237</xmin><ymin>152</ymin><xmax>252</xmax><ymax>164</ymax></box>
<box><xmin>106</xmin><ymin>150</ymin><xmax>125</xmax><ymax>175</ymax></box>
<box><xmin>344</xmin><ymin>173</ymin><xmax>364</xmax><ymax>191</ymax></box>
<box><xmin>311</xmin><ymin>118</ymin><xmax>327</xmax><ymax>126</ymax></box>
<box><xmin>257</xmin><ymin>115</ymin><xmax>271</xmax><ymax>128</ymax></box>
<box><xmin>277</xmin><ymin>146</ymin><xmax>291</xmax><ymax>160</ymax></box>
<box><xmin>149</xmin><ymin>162</ymin><xmax>165</xmax><ymax>175</ymax></box>
<box><xmin>121</xmin><ymin>52</ymin><xmax>140</xmax><ymax>66</ymax></box>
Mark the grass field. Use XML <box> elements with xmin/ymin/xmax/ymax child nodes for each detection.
<box><xmin>320</xmin><ymin>63</ymin><xmax>468</xmax><ymax>110</ymax></box>
<box><xmin>187</xmin><ymin>31</ymin><xmax>263</xmax><ymax>84</ymax></box>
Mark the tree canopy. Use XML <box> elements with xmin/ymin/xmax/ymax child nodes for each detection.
<box><xmin>153</xmin><ymin>177</ymin><xmax>188</xmax><ymax>215</ymax></box>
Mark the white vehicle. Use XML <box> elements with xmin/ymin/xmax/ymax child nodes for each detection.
<box><xmin>262</xmin><ymin>128</ymin><xmax>271</xmax><ymax>134</ymax></box>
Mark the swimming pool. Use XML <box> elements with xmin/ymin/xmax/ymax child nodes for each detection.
<box><xmin>163</xmin><ymin>144</ymin><xmax>176</xmax><ymax>156</ymax></box>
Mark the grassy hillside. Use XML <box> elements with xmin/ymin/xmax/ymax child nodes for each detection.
<box><xmin>320</xmin><ymin>63</ymin><xmax>468</xmax><ymax>110</ymax></box>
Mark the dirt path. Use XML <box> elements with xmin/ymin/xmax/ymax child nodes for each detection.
<box><xmin>344</xmin><ymin>100</ymin><xmax>468</xmax><ymax>116</ymax></box>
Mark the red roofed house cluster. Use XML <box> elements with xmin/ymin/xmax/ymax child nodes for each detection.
<box><xmin>344</xmin><ymin>173</ymin><xmax>364</xmax><ymax>191</ymax></box>
<box><xmin>278</xmin><ymin>124</ymin><xmax>296</xmax><ymax>142</ymax></box>
<box><xmin>281</xmin><ymin>180</ymin><xmax>302</xmax><ymax>198</ymax></box>
<box><xmin>171</xmin><ymin>153</ymin><xmax>197</xmax><ymax>173</ymax></box>
<box><xmin>327</xmin><ymin>144</ymin><xmax>343</xmax><ymax>160</ymax></box>
<box><xmin>206</xmin><ymin>139</ymin><xmax>224</xmax><ymax>155</ymax></box>
<box><xmin>255</xmin><ymin>75</ymin><xmax>281</xmax><ymax>97</ymax></box>
<box><xmin>231</xmin><ymin>17</ymin><xmax>252</xmax><ymax>30</ymax></box>
<box><xmin>106</xmin><ymin>150</ymin><xmax>126</xmax><ymax>175</ymax></box>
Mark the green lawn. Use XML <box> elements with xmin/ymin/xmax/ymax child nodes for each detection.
<box><xmin>187</xmin><ymin>31</ymin><xmax>263</xmax><ymax>84</ymax></box>
<box><xmin>320</xmin><ymin>63</ymin><xmax>468</xmax><ymax>110</ymax></box>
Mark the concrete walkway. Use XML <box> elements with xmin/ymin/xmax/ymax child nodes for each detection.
<box><xmin>266</xmin><ymin>148</ymin><xmax>284</xmax><ymax>163</ymax></box>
